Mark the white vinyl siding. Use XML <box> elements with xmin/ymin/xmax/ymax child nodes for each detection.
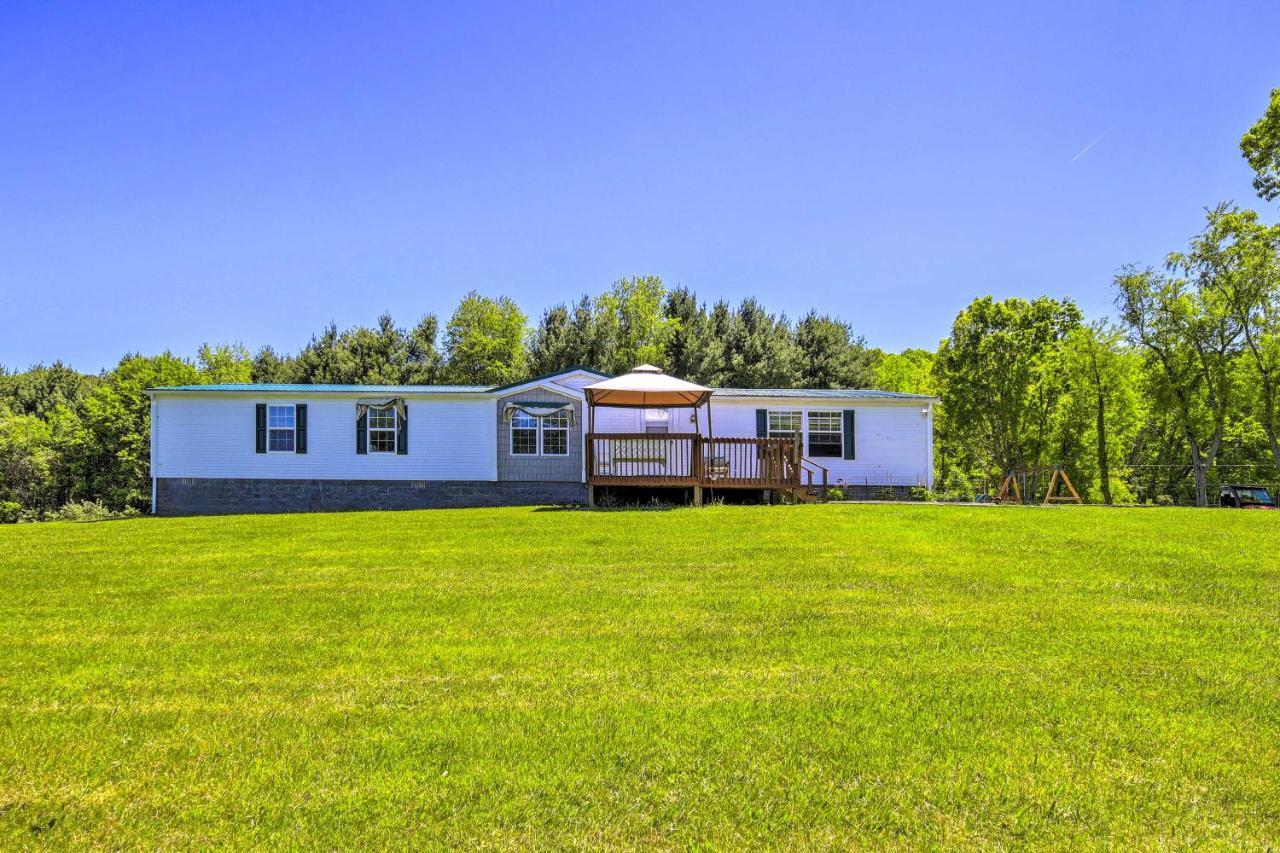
<box><xmin>153</xmin><ymin>395</ymin><xmax>497</xmax><ymax>480</ymax></box>
<box><xmin>691</xmin><ymin>400</ymin><xmax>932</xmax><ymax>488</ymax></box>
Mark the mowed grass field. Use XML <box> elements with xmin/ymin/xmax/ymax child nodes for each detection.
<box><xmin>1</xmin><ymin>505</ymin><xmax>1278</xmax><ymax>848</ymax></box>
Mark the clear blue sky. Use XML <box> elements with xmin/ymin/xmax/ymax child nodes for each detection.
<box><xmin>2</xmin><ymin>1</ymin><xmax>1277</xmax><ymax>373</ymax></box>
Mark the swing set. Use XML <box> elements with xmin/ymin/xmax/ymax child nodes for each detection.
<box><xmin>996</xmin><ymin>465</ymin><xmax>1083</xmax><ymax>505</ymax></box>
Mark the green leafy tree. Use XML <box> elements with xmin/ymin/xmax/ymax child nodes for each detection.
<box><xmin>79</xmin><ymin>353</ymin><xmax>201</xmax><ymax>509</ymax></box>
<box><xmin>0</xmin><ymin>413</ymin><xmax>57</xmax><ymax>512</ymax></box>
<box><xmin>933</xmin><ymin>296</ymin><xmax>1083</xmax><ymax>484</ymax></box>
<box><xmin>0</xmin><ymin>362</ymin><xmax>96</xmax><ymax>418</ymax></box>
<box><xmin>1241</xmin><ymin>87</ymin><xmax>1280</xmax><ymax>202</ymax></box>
<box><xmin>197</xmin><ymin>343</ymin><xmax>253</xmax><ymax>384</ymax></box>
<box><xmin>1055</xmin><ymin>324</ymin><xmax>1145</xmax><ymax>503</ymax></box>
<box><xmin>1115</xmin><ymin>260</ymin><xmax>1240</xmax><ymax>507</ymax></box>
<box><xmin>875</xmin><ymin>349</ymin><xmax>936</xmax><ymax>395</ymax></box>
<box><xmin>595</xmin><ymin>276</ymin><xmax>671</xmax><ymax>373</ymax></box>
<box><xmin>1193</xmin><ymin>206</ymin><xmax>1280</xmax><ymax>470</ymax></box>
<box><xmin>442</xmin><ymin>292</ymin><xmax>529</xmax><ymax>385</ymax></box>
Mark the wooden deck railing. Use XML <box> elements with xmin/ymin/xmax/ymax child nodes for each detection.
<box><xmin>587</xmin><ymin>433</ymin><xmax>802</xmax><ymax>489</ymax></box>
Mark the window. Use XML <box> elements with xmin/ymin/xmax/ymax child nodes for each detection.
<box><xmin>767</xmin><ymin>410</ymin><xmax>802</xmax><ymax>439</ymax></box>
<box><xmin>644</xmin><ymin>407</ymin><xmax>669</xmax><ymax>435</ymax></box>
<box><xmin>510</xmin><ymin>408</ymin><xmax>570</xmax><ymax>456</ymax></box>
<box><xmin>368</xmin><ymin>405</ymin><xmax>397</xmax><ymax>453</ymax></box>
<box><xmin>807</xmin><ymin>411</ymin><xmax>843</xmax><ymax>458</ymax></box>
<box><xmin>511</xmin><ymin>411</ymin><xmax>539</xmax><ymax>455</ymax></box>
<box><xmin>541</xmin><ymin>410</ymin><xmax>569</xmax><ymax>455</ymax></box>
<box><xmin>267</xmin><ymin>405</ymin><xmax>295</xmax><ymax>452</ymax></box>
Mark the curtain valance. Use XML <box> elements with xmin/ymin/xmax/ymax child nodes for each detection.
<box><xmin>502</xmin><ymin>401</ymin><xmax>575</xmax><ymax>424</ymax></box>
<box><xmin>356</xmin><ymin>398</ymin><xmax>407</xmax><ymax>419</ymax></box>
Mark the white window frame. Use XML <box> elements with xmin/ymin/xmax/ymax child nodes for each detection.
<box><xmin>509</xmin><ymin>408</ymin><xmax>571</xmax><ymax>456</ymax></box>
<box><xmin>767</xmin><ymin>409</ymin><xmax>802</xmax><ymax>439</ymax></box>
<box><xmin>540</xmin><ymin>409</ymin><xmax>570</xmax><ymax>456</ymax></box>
<box><xmin>510</xmin><ymin>411</ymin><xmax>540</xmax><ymax>456</ymax></box>
<box><xmin>367</xmin><ymin>404</ymin><xmax>398</xmax><ymax>454</ymax></box>
<box><xmin>267</xmin><ymin>404</ymin><xmax>296</xmax><ymax>453</ymax></box>
<box><xmin>806</xmin><ymin>410</ymin><xmax>843</xmax><ymax>458</ymax></box>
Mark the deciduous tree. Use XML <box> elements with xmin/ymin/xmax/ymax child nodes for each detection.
<box><xmin>1241</xmin><ymin>88</ymin><xmax>1280</xmax><ymax>202</ymax></box>
<box><xmin>442</xmin><ymin>292</ymin><xmax>528</xmax><ymax>385</ymax></box>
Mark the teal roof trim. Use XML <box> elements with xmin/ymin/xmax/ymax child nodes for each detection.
<box><xmin>712</xmin><ymin>388</ymin><xmax>935</xmax><ymax>401</ymax></box>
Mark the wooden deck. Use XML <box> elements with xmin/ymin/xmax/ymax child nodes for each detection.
<box><xmin>586</xmin><ymin>432</ymin><xmax>806</xmax><ymax>491</ymax></box>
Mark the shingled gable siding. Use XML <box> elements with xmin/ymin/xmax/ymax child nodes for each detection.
<box><xmin>496</xmin><ymin>387</ymin><xmax>583</xmax><ymax>482</ymax></box>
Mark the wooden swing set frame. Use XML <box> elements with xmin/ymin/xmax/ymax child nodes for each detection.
<box><xmin>996</xmin><ymin>465</ymin><xmax>1083</xmax><ymax>505</ymax></box>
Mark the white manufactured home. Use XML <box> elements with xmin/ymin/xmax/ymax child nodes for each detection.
<box><xmin>146</xmin><ymin>366</ymin><xmax>934</xmax><ymax>515</ymax></box>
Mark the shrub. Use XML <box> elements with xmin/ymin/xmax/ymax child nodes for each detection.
<box><xmin>48</xmin><ymin>500</ymin><xmax>141</xmax><ymax>522</ymax></box>
<box><xmin>1155</xmin><ymin>495</ymin><xmax>1175</xmax><ymax>507</ymax></box>
<box><xmin>825</xmin><ymin>487</ymin><xmax>845</xmax><ymax>502</ymax></box>
<box><xmin>0</xmin><ymin>501</ymin><xmax>21</xmax><ymax>524</ymax></box>
<box><xmin>908</xmin><ymin>487</ymin><xmax>932</xmax><ymax>502</ymax></box>
<box><xmin>871</xmin><ymin>487</ymin><xmax>897</xmax><ymax>501</ymax></box>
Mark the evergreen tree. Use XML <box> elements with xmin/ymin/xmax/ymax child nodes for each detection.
<box><xmin>794</xmin><ymin>311</ymin><xmax>877</xmax><ymax>388</ymax></box>
<box><xmin>251</xmin><ymin>346</ymin><xmax>294</xmax><ymax>383</ymax></box>
<box><xmin>404</xmin><ymin>314</ymin><xmax>443</xmax><ymax>384</ymax></box>
<box><xmin>663</xmin><ymin>287</ymin><xmax>724</xmax><ymax>383</ymax></box>
<box><xmin>723</xmin><ymin>298</ymin><xmax>799</xmax><ymax>387</ymax></box>
<box><xmin>528</xmin><ymin>304</ymin><xmax>577</xmax><ymax>375</ymax></box>
<box><xmin>292</xmin><ymin>323</ymin><xmax>356</xmax><ymax>384</ymax></box>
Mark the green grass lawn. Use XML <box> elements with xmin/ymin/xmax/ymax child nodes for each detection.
<box><xmin>1</xmin><ymin>504</ymin><xmax>1278</xmax><ymax>848</ymax></box>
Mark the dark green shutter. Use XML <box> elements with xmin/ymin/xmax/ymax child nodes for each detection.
<box><xmin>255</xmin><ymin>404</ymin><xmax>267</xmax><ymax>453</ymax></box>
<box><xmin>842</xmin><ymin>410</ymin><xmax>856</xmax><ymax>459</ymax></box>
<box><xmin>295</xmin><ymin>404</ymin><xmax>307</xmax><ymax>454</ymax></box>
<box><xmin>396</xmin><ymin>404</ymin><xmax>408</xmax><ymax>455</ymax></box>
<box><xmin>356</xmin><ymin>408</ymin><xmax>367</xmax><ymax>454</ymax></box>
<box><xmin>755</xmin><ymin>409</ymin><xmax>768</xmax><ymax>437</ymax></box>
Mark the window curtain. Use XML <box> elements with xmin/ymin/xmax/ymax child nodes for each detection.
<box><xmin>356</xmin><ymin>398</ymin><xmax>407</xmax><ymax>420</ymax></box>
<box><xmin>502</xmin><ymin>402</ymin><xmax>575</xmax><ymax>424</ymax></box>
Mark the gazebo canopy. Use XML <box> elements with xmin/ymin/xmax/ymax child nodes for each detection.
<box><xmin>584</xmin><ymin>365</ymin><xmax>711</xmax><ymax>408</ymax></box>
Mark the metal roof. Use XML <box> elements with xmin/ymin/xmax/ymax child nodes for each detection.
<box><xmin>487</xmin><ymin>365</ymin><xmax>609</xmax><ymax>393</ymax></box>
<box><xmin>148</xmin><ymin>379</ymin><xmax>934</xmax><ymax>402</ymax></box>
<box><xmin>712</xmin><ymin>388</ymin><xmax>935</xmax><ymax>401</ymax></box>
<box><xmin>148</xmin><ymin>383</ymin><xmax>491</xmax><ymax>394</ymax></box>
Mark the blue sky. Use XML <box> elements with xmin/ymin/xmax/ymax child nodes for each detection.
<box><xmin>2</xmin><ymin>1</ymin><xmax>1277</xmax><ymax>372</ymax></box>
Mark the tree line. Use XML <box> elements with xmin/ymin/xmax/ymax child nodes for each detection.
<box><xmin>1</xmin><ymin>88</ymin><xmax>1278</xmax><ymax>517</ymax></box>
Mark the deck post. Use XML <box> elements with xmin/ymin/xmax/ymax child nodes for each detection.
<box><xmin>585</xmin><ymin>401</ymin><xmax>595</xmax><ymax>506</ymax></box>
<box><xmin>693</xmin><ymin>484</ymin><xmax>703</xmax><ymax>507</ymax></box>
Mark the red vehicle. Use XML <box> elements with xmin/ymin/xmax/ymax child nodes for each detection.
<box><xmin>1219</xmin><ymin>484</ymin><xmax>1277</xmax><ymax>509</ymax></box>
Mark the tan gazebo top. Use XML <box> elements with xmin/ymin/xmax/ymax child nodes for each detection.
<box><xmin>583</xmin><ymin>365</ymin><xmax>712</xmax><ymax>408</ymax></box>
